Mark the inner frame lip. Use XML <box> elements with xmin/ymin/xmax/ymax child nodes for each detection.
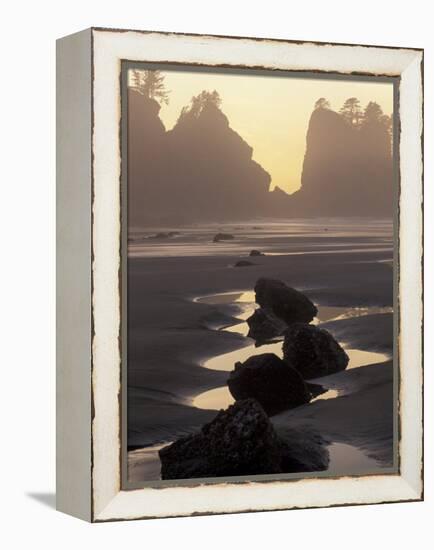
<box><xmin>118</xmin><ymin>58</ymin><xmax>400</xmax><ymax>492</ymax></box>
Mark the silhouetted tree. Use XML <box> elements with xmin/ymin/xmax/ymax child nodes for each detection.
<box><xmin>381</xmin><ymin>114</ymin><xmax>393</xmax><ymax>144</ymax></box>
<box><xmin>352</xmin><ymin>101</ymin><xmax>392</xmax><ymax>131</ymax></box>
<box><xmin>381</xmin><ymin>114</ymin><xmax>392</xmax><ymax>130</ymax></box>
<box><xmin>314</xmin><ymin>97</ymin><xmax>331</xmax><ymax>110</ymax></box>
<box><xmin>130</xmin><ymin>69</ymin><xmax>170</xmax><ymax>105</ymax></box>
<box><xmin>362</xmin><ymin>101</ymin><xmax>393</xmax><ymax>151</ymax></box>
<box><xmin>340</xmin><ymin>97</ymin><xmax>363</xmax><ymax>126</ymax></box>
<box><xmin>363</xmin><ymin>101</ymin><xmax>384</xmax><ymax>123</ymax></box>
<box><xmin>178</xmin><ymin>90</ymin><xmax>222</xmax><ymax>121</ymax></box>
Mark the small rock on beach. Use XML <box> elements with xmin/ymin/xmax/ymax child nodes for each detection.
<box><xmin>213</xmin><ymin>233</ymin><xmax>235</xmax><ymax>242</ymax></box>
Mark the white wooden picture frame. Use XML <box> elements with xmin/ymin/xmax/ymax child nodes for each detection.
<box><xmin>56</xmin><ymin>27</ymin><xmax>423</xmax><ymax>522</ymax></box>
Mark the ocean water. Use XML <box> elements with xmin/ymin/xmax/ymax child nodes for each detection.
<box><xmin>128</xmin><ymin>218</ymin><xmax>393</xmax><ymax>258</ymax></box>
<box><xmin>127</xmin><ymin>218</ymin><xmax>394</xmax><ymax>481</ymax></box>
<box><xmin>191</xmin><ymin>293</ymin><xmax>391</xmax><ymax>411</ymax></box>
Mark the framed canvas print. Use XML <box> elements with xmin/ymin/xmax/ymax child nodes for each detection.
<box><xmin>56</xmin><ymin>28</ymin><xmax>423</xmax><ymax>522</ymax></box>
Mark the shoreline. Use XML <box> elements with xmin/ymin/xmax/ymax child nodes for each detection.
<box><xmin>128</xmin><ymin>296</ymin><xmax>394</xmax><ymax>482</ymax></box>
<box><xmin>127</xmin><ymin>223</ymin><xmax>394</xmax><ymax>480</ymax></box>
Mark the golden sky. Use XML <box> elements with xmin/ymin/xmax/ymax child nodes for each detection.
<box><xmin>141</xmin><ymin>69</ymin><xmax>394</xmax><ymax>194</ymax></box>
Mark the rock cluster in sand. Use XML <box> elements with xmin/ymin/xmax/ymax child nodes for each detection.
<box><xmin>160</xmin><ymin>278</ymin><xmax>347</xmax><ymax>480</ymax></box>
<box><xmin>230</xmin><ymin>279</ymin><xmax>348</xmax><ymax>410</ymax></box>
<box><xmin>159</xmin><ymin>399</ymin><xmax>328</xmax><ymax>479</ymax></box>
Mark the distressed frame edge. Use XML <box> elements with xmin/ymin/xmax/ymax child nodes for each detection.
<box><xmin>396</xmin><ymin>51</ymin><xmax>424</xmax><ymax>500</ymax></box>
<box><xmin>90</xmin><ymin>29</ymin><xmax>423</xmax><ymax>522</ymax></box>
<box><xmin>120</xmin><ymin>61</ymin><xmax>400</xmax><ymax>493</ymax></box>
<box><xmin>90</xmin><ymin>25</ymin><xmax>424</xmax><ymax>54</ymax></box>
<box><xmin>56</xmin><ymin>27</ymin><xmax>93</xmax><ymax>522</ymax></box>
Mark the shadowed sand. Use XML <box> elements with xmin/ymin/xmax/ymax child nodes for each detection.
<box><xmin>127</xmin><ymin>225</ymin><xmax>394</xmax><ymax>480</ymax></box>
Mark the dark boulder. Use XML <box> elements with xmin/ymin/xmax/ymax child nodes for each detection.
<box><xmin>254</xmin><ymin>278</ymin><xmax>317</xmax><ymax>324</ymax></box>
<box><xmin>159</xmin><ymin>399</ymin><xmax>328</xmax><ymax>479</ymax></box>
<box><xmin>160</xmin><ymin>399</ymin><xmax>285</xmax><ymax>479</ymax></box>
<box><xmin>246</xmin><ymin>308</ymin><xmax>287</xmax><ymax>342</ymax></box>
<box><xmin>249</xmin><ymin>249</ymin><xmax>265</xmax><ymax>256</ymax></box>
<box><xmin>234</xmin><ymin>260</ymin><xmax>255</xmax><ymax>267</ymax></box>
<box><xmin>227</xmin><ymin>353</ymin><xmax>310</xmax><ymax>415</ymax></box>
<box><xmin>213</xmin><ymin>233</ymin><xmax>234</xmax><ymax>242</ymax></box>
<box><xmin>283</xmin><ymin>323</ymin><xmax>349</xmax><ymax>379</ymax></box>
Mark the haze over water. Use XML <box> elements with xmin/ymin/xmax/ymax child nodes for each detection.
<box><xmin>128</xmin><ymin>218</ymin><xmax>393</xmax><ymax>258</ymax></box>
<box><xmin>151</xmin><ymin>70</ymin><xmax>394</xmax><ymax>193</ymax></box>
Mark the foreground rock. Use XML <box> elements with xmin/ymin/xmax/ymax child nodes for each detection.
<box><xmin>213</xmin><ymin>233</ymin><xmax>234</xmax><ymax>242</ymax></box>
<box><xmin>255</xmin><ymin>278</ymin><xmax>317</xmax><ymax>324</ymax></box>
<box><xmin>159</xmin><ymin>399</ymin><xmax>328</xmax><ymax>479</ymax></box>
<box><xmin>228</xmin><ymin>354</ymin><xmax>310</xmax><ymax>415</ymax></box>
<box><xmin>283</xmin><ymin>323</ymin><xmax>349</xmax><ymax>379</ymax></box>
<box><xmin>246</xmin><ymin>308</ymin><xmax>287</xmax><ymax>342</ymax></box>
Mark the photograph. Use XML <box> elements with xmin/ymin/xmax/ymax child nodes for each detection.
<box><xmin>124</xmin><ymin>64</ymin><xmax>397</xmax><ymax>485</ymax></box>
<box><xmin>1</xmin><ymin>0</ymin><xmax>428</xmax><ymax>539</ymax></box>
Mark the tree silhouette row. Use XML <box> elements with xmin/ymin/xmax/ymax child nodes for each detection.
<box><xmin>127</xmin><ymin>70</ymin><xmax>394</xmax><ymax>223</ymax></box>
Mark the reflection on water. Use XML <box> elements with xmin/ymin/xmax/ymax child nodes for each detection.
<box><xmin>266</xmin><ymin>247</ymin><xmax>392</xmax><ymax>257</ymax></box>
<box><xmin>344</xmin><ymin>348</ymin><xmax>389</xmax><ymax>369</ymax></box>
<box><xmin>190</xmin><ymin>384</ymin><xmax>342</xmax><ymax>410</ymax></box>
<box><xmin>326</xmin><ymin>442</ymin><xmax>379</xmax><ymax>475</ymax></box>
<box><xmin>128</xmin><ymin>220</ymin><xmax>393</xmax><ymax>258</ymax></box>
<box><xmin>193</xmin><ymin>344</ymin><xmax>389</xmax><ymax>412</ymax></box>
<box><xmin>224</xmin><ymin>304</ymin><xmax>352</xmax><ymax>336</ymax></box>
<box><xmin>126</xmin><ymin>427</ymin><xmax>380</xmax><ymax>481</ymax></box>
<box><xmin>201</xmin><ymin>333</ymin><xmax>389</xmax><ymax>373</ymax></box>
<box><xmin>196</xmin><ymin>291</ymin><xmax>392</xmax><ymax>337</ymax></box>
<box><xmin>128</xmin><ymin>443</ymin><xmax>166</xmax><ymax>483</ymax></box>
<box><xmin>312</xmin><ymin>388</ymin><xmax>340</xmax><ymax>402</ymax></box>
<box><xmin>193</xmin><ymin>386</ymin><xmax>234</xmax><ymax>410</ymax></box>
<box><xmin>334</xmin><ymin>306</ymin><xmax>393</xmax><ymax>320</ymax></box>
<box><xmin>194</xmin><ymin>291</ymin><xmax>255</xmax><ymax>305</ymax></box>
<box><xmin>316</xmin><ymin>306</ymin><xmax>351</xmax><ymax>322</ymax></box>
<box><xmin>129</xmin><ymin>282</ymin><xmax>391</xmax><ymax>480</ymax></box>
<box><xmin>192</xmin><ymin>346</ymin><xmax>389</xmax><ymax>411</ymax></box>
<box><xmin>192</xmin><ymin>291</ymin><xmax>391</xmax><ymax>411</ymax></box>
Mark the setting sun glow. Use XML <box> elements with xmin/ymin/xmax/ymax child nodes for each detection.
<box><xmin>148</xmin><ymin>69</ymin><xmax>394</xmax><ymax>194</ymax></box>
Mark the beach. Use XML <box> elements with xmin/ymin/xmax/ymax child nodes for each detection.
<box><xmin>127</xmin><ymin>219</ymin><xmax>395</xmax><ymax>482</ymax></box>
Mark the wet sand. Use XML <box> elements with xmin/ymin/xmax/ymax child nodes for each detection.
<box><xmin>127</xmin><ymin>222</ymin><xmax>394</xmax><ymax>481</ymax></box>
